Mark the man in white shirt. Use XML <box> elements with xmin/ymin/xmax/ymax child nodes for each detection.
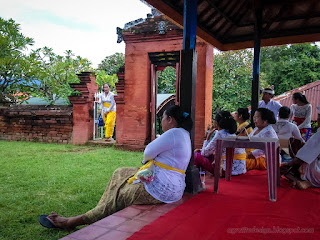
<box><xmin>272</xmin><ymin>106</ymin><xmax>304</xmax><ymax>142</ymax></box>
<box><xmin>259</xmin><ymin>88</ymin><xmax>282</xmax><ymax>120</ymax></box>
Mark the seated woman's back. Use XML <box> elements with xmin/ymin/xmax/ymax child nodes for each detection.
<box><xmin>144</xmin><ymin>127</ymin><xmax>191</xmax><ymax>171</ymax></box>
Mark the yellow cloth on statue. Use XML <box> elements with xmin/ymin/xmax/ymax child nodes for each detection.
<box><xmin>127</xmin><ymin>159</ymin><xmax>186</xmax><ymax>184</ymax></box>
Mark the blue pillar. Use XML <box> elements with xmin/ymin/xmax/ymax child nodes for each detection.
<box><xmin>251</xmin><ymin>3</ymin><xmax>262</xmax><ymax>123</ymax></box>
<box><xmin>181</xmin><ymin>0</ymin><xmax>202</xmax><ymax>194</ymax></box>
<box><xmin>183</xmin><ymin>0</ymin><xmax>197</xmax><ymax>50</ymax></box>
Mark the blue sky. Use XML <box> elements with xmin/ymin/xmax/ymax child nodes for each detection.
<box><xmin>0</xmin><ymin>0</ymin><xmax>151</xmax><ymax>67</ymax></box>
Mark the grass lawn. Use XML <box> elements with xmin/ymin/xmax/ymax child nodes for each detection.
<box><xmin>0</xmin><ymin>141</ymin><xmax>142</xmax><ymax>240</ymax></box>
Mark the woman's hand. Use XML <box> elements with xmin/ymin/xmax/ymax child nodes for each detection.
<box><xmin>99</xmin><ymin>109</ymin><xmax>102</xmax><ymax>114</ymax></box>
<box><xmin>194</xmin><ymin>149</ymin><xmax>201</xmax><ymax>153</ymax></box>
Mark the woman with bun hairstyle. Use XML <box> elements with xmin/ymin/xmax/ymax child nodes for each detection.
<box><xmin>234</xmin><ymin>107</ymin><xmax>253</xmax><ymax>136</ymax></box>
<box><xmin>289</xmin><ymin>92</ymin><xmax>312</xmax><ymax>142</ymax></box>
<box><xmin>39</xmin><ymin>105</ymin><xmax>193</xmax><ymax>230</ymax></box>
<box><xmin>194</xmin><ymin>111</ymin><xmax>247</xmax><ymax>176</ymax></box>
<box><xmin>246</xmin><ymin>108</ymin><xmax>278</xmax><ymax>170</ymax></box>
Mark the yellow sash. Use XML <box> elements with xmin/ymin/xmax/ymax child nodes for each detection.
<box><xmin>127</xmin><ymin>159</ymin><xmax>185</xmax><ymax>184</ymax></box>
<box><xmin>154</xmin><ymin>161</ymin><xmax>186</xmax><ymax>174</ymax></box>
<box><xmin>221</xmin><ymin>153</ymin><xmax>246</xmax><ymax>161</ymax></box>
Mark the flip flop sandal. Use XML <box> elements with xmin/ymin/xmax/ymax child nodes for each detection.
<box><xmin>39</xmin><ymin>215</ymin><xmax>58</xmax><ymax>229</ymax></box>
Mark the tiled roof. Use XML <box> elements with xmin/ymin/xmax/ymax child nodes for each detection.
<box><xmin>273</xmin><ymin>80</ymin><xmax>320</xmax><ymax>121</ymax></box>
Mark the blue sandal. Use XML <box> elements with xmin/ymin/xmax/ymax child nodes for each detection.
<box><xmin>39</xmin><ymin>215</ymin><xmax>57</xmax><ymax>228</ymax></box>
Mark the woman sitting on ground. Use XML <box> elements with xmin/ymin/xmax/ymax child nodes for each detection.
<box><xmin>289</xmin><ymin>92</ymin><xmax>312</xmax><ymax>142</ymax></box>
<box><xmin>39</xmin><ymin>105</ymin><xmax>193</xmax><ymax>230</ymax></box>
<box><xmin>234</xmin><ymin>107</ymin><xmax>253</xmax><ymax>136</ymax></box>
<box><xmin>246</xmin><ymin>108</ymin><xmax>278</xmax><ymax>170</ymax></box>
<box><xmin>194</xmin><ymin>111</ymin><xmax>246</xmax><ymax>176</ymax></box>
<box><xmin>282</xmin><ymin>105</ymin><xmax>320</xmax><ymax>190</ymax></box>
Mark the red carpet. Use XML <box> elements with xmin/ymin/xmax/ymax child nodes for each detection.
<box><xmin>128</xmin><ymin>170</ymin><xmax>320</xmax><ymax>240</ymax></box>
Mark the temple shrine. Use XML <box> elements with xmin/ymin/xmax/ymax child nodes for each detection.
<box><xmin>115</xmin><ymin>14</ymin><xmax>213</xmax><ymax>150</ymax></box>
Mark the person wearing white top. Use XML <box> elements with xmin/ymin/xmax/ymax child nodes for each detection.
<box><xmin>98</xmin><ymin>83</ymin><xmax>116</xmax><ymax>141</ymax></box>
<box><xmin>39</xmin><ymin>105</ymin><xmax>193</xmax><ymax>230</ymax></box>
<box><xmin>194</xmin><ymin>111</ymin><xmax>247</xmax><ymax>176</ymax></box>
<box><xmin>289</xmin><ymin>92</ymin><xmax>312</xmax><ymax>142</ymax></box>
<box><xmin>282</xmin><ymin>105</ymin><xmax>320</xmax><ymax>190</ymax></box>
<box><xmin>272</xmin><ymin>106</ymin><xmax>304</xmax><ymax>142</ymax></box>
<box><xmin>258</xmin><ymin>88</ymin><xmax>282</xmax><ymax>120</ymax></box>
<box><xmin>246</xmin><ymin>108</ymin><xmax>278</xmax><ymax>170</ymax></box>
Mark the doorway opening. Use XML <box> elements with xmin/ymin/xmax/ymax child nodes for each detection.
<box><xmin>149</xmin><ymin>51</ymin><xmax>180</xmax><ymax>140</ymax></box>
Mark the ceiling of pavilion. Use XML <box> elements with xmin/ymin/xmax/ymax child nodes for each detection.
<box><xmin>144</xmin><ymin>0</ymin><xmax>320</xmax><ymax>50</ymax></box>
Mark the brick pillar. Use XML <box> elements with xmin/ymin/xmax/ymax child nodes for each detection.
<box><xmin>68</xmin><ymin>72</ymin><xmax>98</xmax><ymax>145</ymax></box>
<box><xmin>194</xmin><ymin>42</ymin><xmax>213</xmax><ymax>148</ymax></box>
<box><xmin>115</xmin><ymin>67</ymin><xmax>125</xmax><ymax>146</ymax></box>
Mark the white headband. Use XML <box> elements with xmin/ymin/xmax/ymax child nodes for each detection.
<box><xmin>263</xmin><ymin>89</ymin><xmax>274</xmax><ymax>95</ymax></box>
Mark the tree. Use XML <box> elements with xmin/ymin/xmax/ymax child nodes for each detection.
<box><xmin>212</xmin><ymin>49</ymin><xmax>268</xmax><ymax>114</ymax></box>
<box><xmin>260</xmin><ymin>43</ymin><xmax>320</xmax><ymax>95</ymax></box>
<box><xmin>95</xmin><ymin>70</ymin><xmax>118</xmax><ymax>92</ymax></box>
<box><xmin>157</xmin><ymin>66</ymin><xmax>176</xmax><ymax>93</ymax></box>
<box><xmin>0</xmin><ymin>17</ymin><xmax>35</xmax><ymax>104</ymax></box>
<box><xmin>31</xmin><ymin>47</ymin><xmax>92</xmax><ymax>104</ymax></box>
<box><xmin>98</xmin><ymin>52</ymin><xmax>125</xmax><ymax>75</ymax></box>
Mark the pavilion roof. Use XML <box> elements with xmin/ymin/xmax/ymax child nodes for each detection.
<box><xmin>144</xmin><ymin>0</ymin><xmax>320</xmax><ymax>50</ymax></box>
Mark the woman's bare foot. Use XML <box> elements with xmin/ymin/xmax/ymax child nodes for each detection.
<box><xmin>47</xmin><ymin>212</ymin><xmax>76</xmax><ymax>231</ymax></box>
<box><xmin>295</xmin><ymin>180</ymin><xmax>313</xmax><ymax>190</ymax></box>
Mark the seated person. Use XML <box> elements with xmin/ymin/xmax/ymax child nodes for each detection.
<box><xmin>272</xmin><ymin>106</ymin><xmax>304</xmax><ymax>142</ymax></box>
<box><xmin>246</xmin><ymin>108</ymin><xmax>278</xmax><ymax>170</ymax></box>
<box><xmin>39</xmin><ymin>105</ymin><xmax>193</xmax><ymax>230</ymax></box>
<box><xmin>272</xmin><ymin>106</ymin><xmax>304</xmax><ymax>163</ymax></box>
<box><xmin>194</xmin><ymin>111</ymin><xmax>246</xmax><ymax>176</ymax></box>
<box><xmin>282</xmin><ymin>105</ymin><xmax>320</xmax><ymax>190</ymax></box>
<box><xmin>234</xmin><ymin>107</ymin><xmax>253</xmax><ymax>136</ymax></box>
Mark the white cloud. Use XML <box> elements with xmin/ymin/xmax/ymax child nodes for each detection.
<box><xmin>0</xmin><ymin>0</ymin><xmax>151</xmax><ymax>67</ymax></box>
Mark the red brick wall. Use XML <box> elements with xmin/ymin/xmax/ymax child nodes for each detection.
<box><xmin>0</xmin><ymin>105</ymin><xmax>73</xmax><ymax>143</ymax></box>
<box><xmin>117</xmin><ymin>37</ymin><xmax>213</xmax><ymax>149</ymax></box>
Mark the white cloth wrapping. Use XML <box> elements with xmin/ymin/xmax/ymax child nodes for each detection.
<box><xmin>99</xmin><ymin>92</ymin><xmax>116</xmax><ymax>113</ymax></box>
<box><xmin>249</xmin><ymin>125</ymin><xmax>279</xmax><ymax>159</ymax></box>
<box><xmin>143</xmin><ymin>128</ymin><xmax>191</xmax><ymax>203</ymax></box>
<box><xmin>297</xmin><ymin>130</ymin><xmax>320</xmax><ymax>187</ymax></box>
<box><xmin>258</xmin><ymin>100</ymin><xmax>282</xmax><ymax>120</ymax></box>
<box><xmin>272</xmin><ymin>119</ymin><xmax>304</xmax><ymax>142</ymax></box>
<box><xmin>289</xmin><ymin>104</ymin><xmax>312</xmax><ymax>129</ymax></box>
<box><xmin>201</xmin><ymin>129</ymin><xmax>246</xmax><ymax>175</ymax></box>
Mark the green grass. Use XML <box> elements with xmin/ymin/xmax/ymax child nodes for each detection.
<box><xmin>0</xmin><ymin>141</ymin><xmax>142</xmax><ymax>240</ymax></box>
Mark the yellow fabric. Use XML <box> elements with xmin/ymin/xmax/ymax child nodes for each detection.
<box><xmin>237</xmin><ymin>121</ymin><xmax>253</xmax><ymax>135</ymax></box>
<box><xmin>127</xmin><ymin>160</ymin><xmax>154</xmax><ymax>184</ymax></box>
<box><xmin>237</xmin><ymin>121</ymin><xmax>254</xmax><ymax>153</ymax></box>
<box><xmin>103</xmin><ymin>111</ymin><xmax>116</xmax><ymax>138</ymax></box>
<box><xmin>154</xmin><ymin>161</ymin><xmax>186</xmax><ymax>174</ymax></box>
<box><xmin>246</xmin><ymin>156</ymin><xmax>266</xmax><ymax>170</ymax></box>
<box><xmin>103</xmin><ymin>102</ymin><xmax>111</xmax><ymax>108</ymax></box>
<box><xmin>222</xmin><ymin>153</ymin><xmax>247</xmax><ymax>161</ymax></box>
<box><xmin>127</xmin><ymin>159</ymin><xmax>185</xmax><ymax>184</ymax></box>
